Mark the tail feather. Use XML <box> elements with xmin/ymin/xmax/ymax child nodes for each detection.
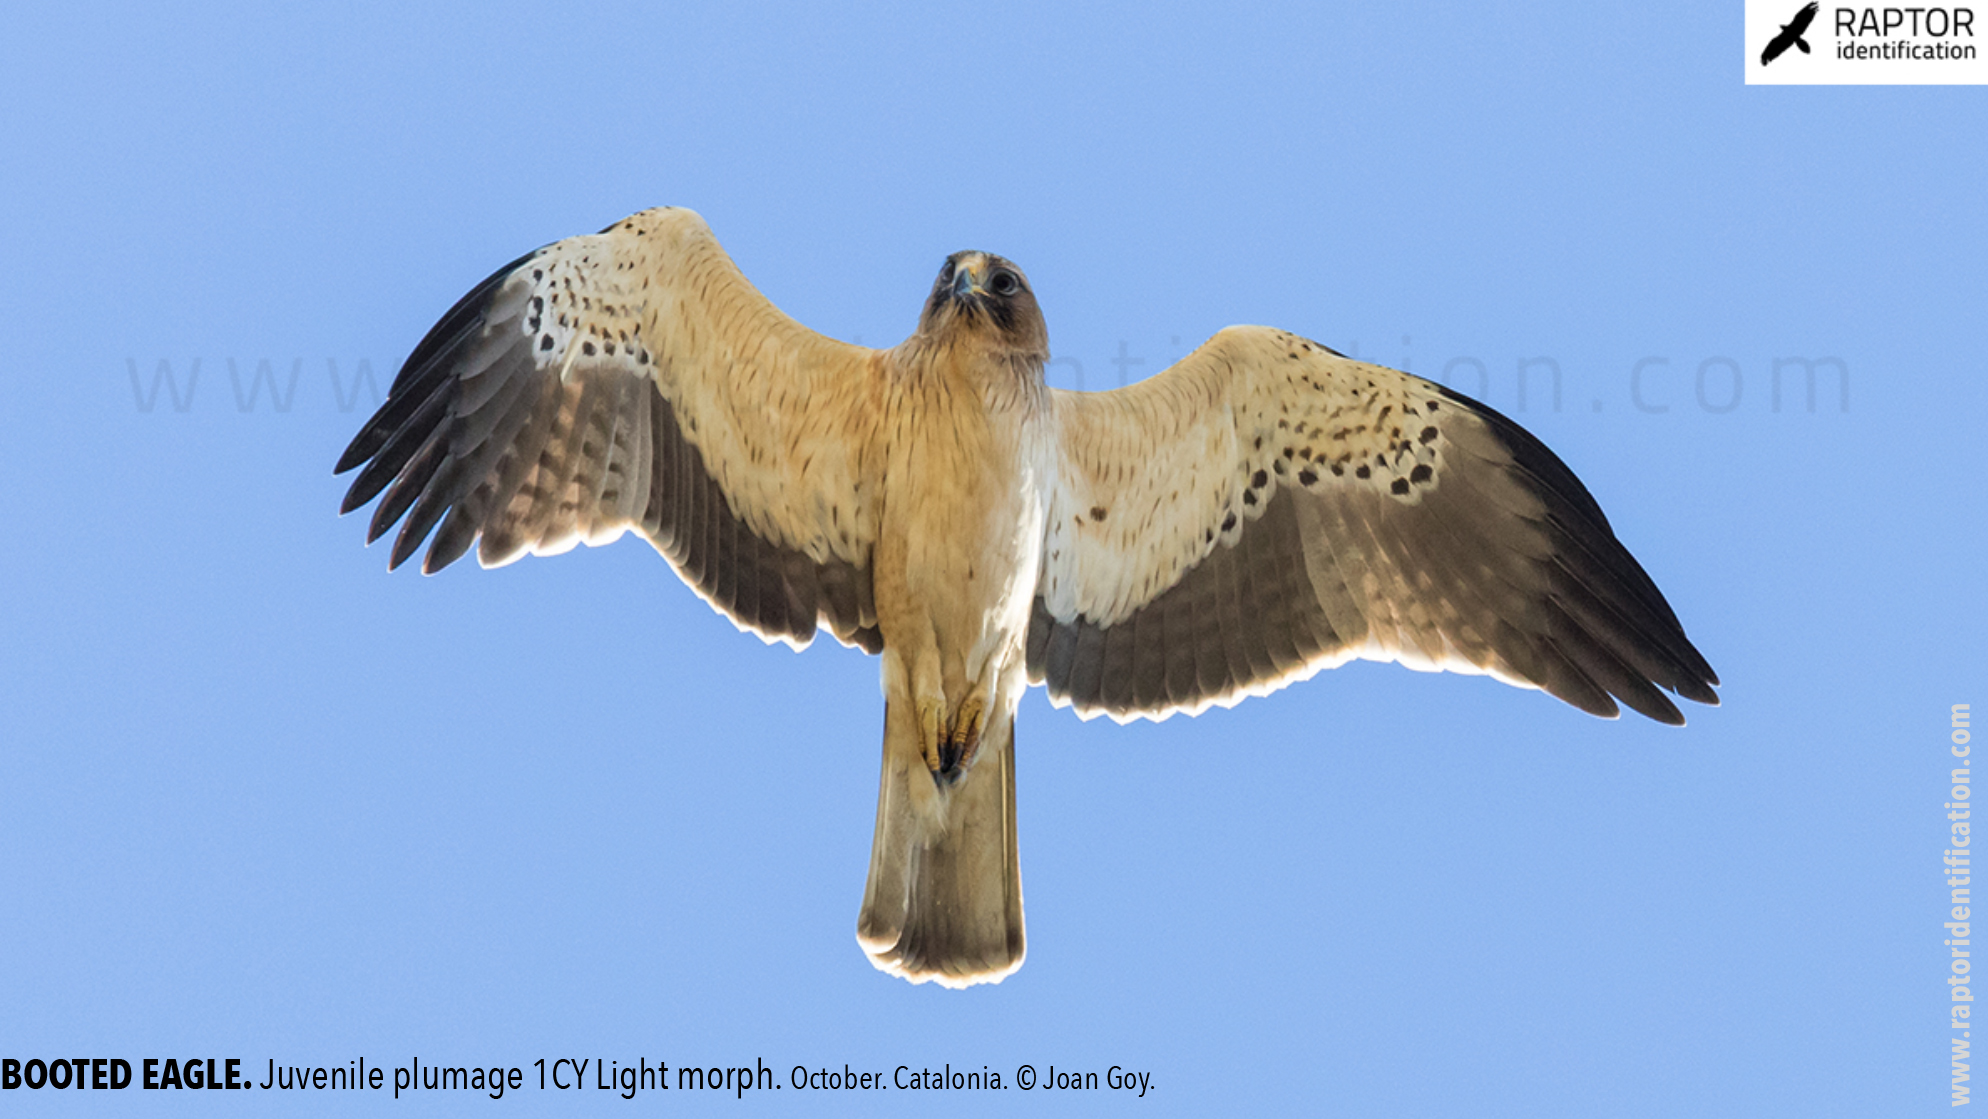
<box><xmin>856</xmin><ymin>700</ymin><xmax>1024</xmax><ymax>987</ymax></box>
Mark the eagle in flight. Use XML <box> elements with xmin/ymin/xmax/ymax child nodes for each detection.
<box><xmin>1761</xmin><ymin>2</ymin><xmax>1820</xmax><ymax>65</ymax></box>
<box><xmin>336</xmin><ymin>207</ymin><xmax>1718</xmax><ymax>987</ymax></box>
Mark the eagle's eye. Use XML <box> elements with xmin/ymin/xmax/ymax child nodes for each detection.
<box><xmin>990</xmin><ymin>270</ymin><xmax>1020</xmax><ymax>296</ymax></box>
<box><xmin>939</xmin><ymin>261</ymin><xmax>957</xmax><ymax>284</ymax></box>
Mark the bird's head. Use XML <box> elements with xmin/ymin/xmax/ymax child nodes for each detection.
<box><xmin>917</xmin><ymin>251</ymin><xmax>1049</xmax><ymax>365</ymax></box>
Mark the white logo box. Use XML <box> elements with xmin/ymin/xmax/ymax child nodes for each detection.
<box><xmin>1746</xmin><ymin>1</ymin><xmax>1988</xmax><ymax>83</ymax></box>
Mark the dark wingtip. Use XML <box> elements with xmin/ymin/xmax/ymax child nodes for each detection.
<box><xmin>387</xmin><ymin>529</ymin><xmax>423</xmax><ymax>572</ymax></box>
<box><xmin>1673</xmin><ymin>675</ymin><xmax>1721</xmax><ymax>707</ymax></box>
<box><xmin>333</xmin><ymin>436</ymin><xmax>373</xmax><ymax>476</ymax></box>
<box><xmin>338</xmin><ymin>477</ymin><xmax>377</xmax><ymax>517</ymax></box>
<box><xmin>422</xmin><ymin>508</ymin><xmax>479</xmax><ymax>574</ymax></box>
<box><xmin>1637</xmin><ymin>693</ymin><xmax>1687</xmax><ymax>726</ymax></box>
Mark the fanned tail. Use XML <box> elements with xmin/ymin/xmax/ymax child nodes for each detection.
<box><xmin>856</xmin><ymin>700</ymin><xmax>1024</xmax><ymax>987</ymax></box>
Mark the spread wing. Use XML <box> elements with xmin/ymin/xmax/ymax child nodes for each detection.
<box><xmin>1762</xmin><ymin>3</ymin><xmax>1817</xmax><ymax>62</ymax></box>
<box><xmin>336</xmin><ymin>206</ymin><xmax>885</xmax><ymax>652</ymax></box>
<box><xmin>1027</xmin><ymin>325</ymin><xmax>1719</xmax><ymax>724</ymax></box>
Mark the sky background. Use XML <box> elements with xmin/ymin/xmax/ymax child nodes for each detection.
<box><xmin>2</xmin><ymin>2</ymin><xmax>1981</xmax><ymax>1116</ymax></box>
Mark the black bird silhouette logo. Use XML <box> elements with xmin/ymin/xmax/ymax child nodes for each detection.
<box><xmin>1761</xmin><ymin>2</ymin><xmax>1820</xmax><ymax>64</ymax></box>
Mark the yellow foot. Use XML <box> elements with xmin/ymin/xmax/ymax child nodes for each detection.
<box><xmin>939</xmin><ymin>692</ymin><xmax>989</xmax><ymax>779</ymax></box>
<box><xmin>917</xmin><ymin>698</ymin><xmax>948</xmax><ymax>776</ymax></box>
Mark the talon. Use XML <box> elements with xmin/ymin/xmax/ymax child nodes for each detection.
<box><xmin>940</xmin><ymin>695</ymin><xmax>989</xmax><ymax>780</ymax></box>
<box><xmin>917</xmin><ymin>699</ymin><xmax>947</xmax><ymax>775</ymax></box>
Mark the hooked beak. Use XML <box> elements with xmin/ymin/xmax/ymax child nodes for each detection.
<box><xmin>952</xmin><ymin>255</ymin><xmax>987</xmax><ymax>299</ymax></box>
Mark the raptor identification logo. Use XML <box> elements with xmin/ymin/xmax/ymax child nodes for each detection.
<box><xmin>1745</xmin><ymin>0</ymin><xmax>1988</xmax><ymax>81</ymax></box>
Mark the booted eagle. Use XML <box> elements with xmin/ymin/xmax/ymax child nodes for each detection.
<box><xmin>337</xmin><ymin>207</ymin><xmax>1719</xmax><ymax>987</ymax></box>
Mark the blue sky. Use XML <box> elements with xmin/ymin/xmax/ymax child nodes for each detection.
<box><xmin>2</xmin><ymin>2</ymin><xmax>1981</xmax><ymax>1115</ymax></box>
